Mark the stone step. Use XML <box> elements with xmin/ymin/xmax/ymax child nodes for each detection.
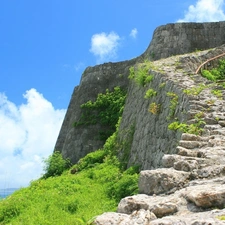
<box><xmin>138</xmin><ymin>168</ymin><xmax>190</xmax><ymax>195</ymax></box>
<box><xmin>176</xmin><ymin>146</ymin><xmax>204</xmax><ymax>157</ymax></box>
<box><xmin>162</xmin><ymin>154</ymin><xmax>207</xmax><ymax>172</ymax></box>
<box><xmin>178</xmin><ymin>140</ymin><xmax>208</xmax><ymax>149</ymax></box>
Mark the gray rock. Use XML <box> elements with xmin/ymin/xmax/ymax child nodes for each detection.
<box><xmin>185</xmin><ymin>184</ymin><xmax>225</xmax><ymax>208</ymax></box>
<box><xmin>138</xmin><ymin>168</ymin><xmax>190</xmax><ymax>195</ymax></box>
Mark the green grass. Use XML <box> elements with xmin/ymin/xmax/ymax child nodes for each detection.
<box><xmin>0</xmin><ymin>157</ymin><xmax>139</xmax><ymax>225</ymax></box>
<box><xmin>0</xmin><ymin>121</ymin><xmax>139</xmax><ymax>225</ymax></box>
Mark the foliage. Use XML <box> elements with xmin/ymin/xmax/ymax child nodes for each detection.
<box><xmin>148</xmin><ymin>102</ymin><xmax>160</xmax><ymax>114</ymax></box>
<box><xmin>217</xmin><ymin>215</ymin><xmax>225</xmax><ymax>220</ymax></box>
<box><xmin>74</xmin><ymin>86</ymin><xmax>126</xmax><ymax>141</ymax></box>
<box><xmin>43</xmin><ymin>151</ymin><xmax>71</xmax><ymax>179</ymax></box>
<box><xmin>0</xmin><ymin>117</ymin><xmax>139</xmax><ymax>224</ymax></box>
<box><xmin>159</xmin><ymin>82</ymin><xmax>166</xmax><ymax>88</ymax></box>
<box><xmin>128</xmin><ymin>62</ymin><xmax>154</xmax><ymax>87</ymax></box>
<box><xmin>202</xmin><ymin>59</ymin><xmax>225</xmax><ymax>81</ymax></box>
<box><xmin>167</xmin><ymin>92</ymin><xmax>179</xmax><ymax>120</ymax></box>
<box><xmin>168</xmin><ymin>113</ymin><xmax>205</xmax><ymax>135</ymax></box>
<box><xmin>183</xmin><ymin>84</ymin><xmax>207</xmax><ymax>96</ymax></box>
<box><xmin>211</xmin><ymin>89</ymin><xmax>223</xmax><ymax>98</ymax></box>
<box><xmin>144</xmin><ymin>89</ymin><xmax>157</xmax><ymax>99</ymax></box>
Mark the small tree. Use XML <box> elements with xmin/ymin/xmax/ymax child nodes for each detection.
<box><xmin>43</xmin><ymin>151</ymin><xmax>71</xmax><ymax>178</ymax></box>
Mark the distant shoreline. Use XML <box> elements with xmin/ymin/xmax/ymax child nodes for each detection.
<box><xmin>0</xmin><ymin>188</ymin><xmax>19</xmax><ymax>199</ymax></box>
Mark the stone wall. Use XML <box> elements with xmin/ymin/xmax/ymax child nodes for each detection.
<box><xmin>118</xmin><ymin>71</ymin><xmax>190</xmax><ymax>169</ymax></box>
<box><xmin>143</xmin><ymin>22</ymin><xmax>225</xmax><ymax>60</ymax></box>
<box><xmin>55</xmin><ymin>59</ymin><xmax>137</xmax><ymax>164</ymax></box>
<box><xmin>54</xmin><ymin>21</ymin><xmax>225</xmax><ymax>165</ymax></box>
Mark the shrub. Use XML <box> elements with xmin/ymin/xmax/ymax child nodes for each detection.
<box><xmin>43</xmin><ymin>151</ymin><xmax>71</xmax><ymax>178</ymax></box>
<box><xmin>144</xmin><ymin>89</ymin><xmax>157</xmax><ymax>99</ymax></box>
<box><xmin>74</xmin><ymin>86</ymin><xmax>126</xmax><ymax>142</ymax></box>
<box><xmin>106</xmin><ymin>172</ymin><xmax>139</xmax><ymax>202</ymax></box>
<box><xmin>148</xmin><ymin>102</ymin><xmax>160</xmax><ymax>114</ymax></box>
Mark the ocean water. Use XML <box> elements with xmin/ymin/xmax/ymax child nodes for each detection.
<box><xmin>0</xmin><ymin>188</ymin><xmax>18</xmax><ymax>199</ymax></box>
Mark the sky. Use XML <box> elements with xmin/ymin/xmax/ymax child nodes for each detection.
<box><xmin>1</xmin><ymin>0</ymin><xmax>225</xmax><ymax>189</ymax></box>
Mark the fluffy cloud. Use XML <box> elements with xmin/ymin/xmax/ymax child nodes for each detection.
<box><xmin>90</xmin><ymin>31</ymin><xmax>121</xmax><ymax>63</ymax></box>
<box><xmin>130</xmin><ymin>28</ymin><xmax>138</xmax><ymax>39</ymax></box>
<box><xmin>0</xmin><ymin>89</ymin><xmax>66</xmax><ymax>189</ymax></box>
<box><xmin>178</xmin><ymin>0</ymin><xmax>225</xmax><ymax>22</ymax></box>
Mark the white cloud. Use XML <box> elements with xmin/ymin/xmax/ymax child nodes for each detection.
<box><xmin>130</xmin><ymin>28</ymin><xmax>138</xmax><ymax>39</ymax></box>
<box><xmin>0</xmin><ymin>89</ymin><xmax>66</xmax><ymax>189</ymax></box>
<box><xmin>178</xmin><ymin>0</ymin><xmax>225</xmax><ymax>22</ymax></box>
<box><xmin>90</xmin><ymin>31</ymin><xmax>121</xmax><ymax>63</ymax></box>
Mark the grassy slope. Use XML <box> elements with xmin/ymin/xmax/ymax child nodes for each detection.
<box><xmin>0</xmin><ymin>148</ymin><xmax>139</xmax><ymax>225</ymax></box>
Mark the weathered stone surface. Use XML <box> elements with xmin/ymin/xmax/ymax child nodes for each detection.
<box><xmin>139</xmin><ymin>168</ymin><xmax>190</xmax><ymax>195</ymax></box>
<box><xmin>149</xmin><ymin>209</ymin><xmax>225</xmax><ymax>225</ymax></box>
<box><xmin>179</xmin><ymin>140</ymin><xmax>208</xmax><ymax>149</ymax></box>
<box><xmin>93</xmin><ymin>209</ymin><xmax>157</xmax><ymax>225</ymax></box>
<box><xmin>118</xmin><ymin>194</ymin><xmax>180</xmax><ymax>218</ymax></box>
<box><xmin>185</xmin><ymin>184</ymin><xmax>225</xmax><ymax>208</ymax></box>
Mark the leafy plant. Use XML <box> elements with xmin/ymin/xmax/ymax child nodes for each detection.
<box><xmin>43</xmin><ymin>151</ymin><xmax>71</xmax><ymax>179</ymax></box>
<box><xmin>128</xmin><ymin>63</ymin><xmax>154</xmax><ymax>87</ymax></box>
<box><xmin>144</xmin><ymin>89</ymin><xmax>157</xmax><ymax>99</ymax></box>
<box><xmin>148</xmin><ymin>102</ymin><xmax>160</xmax><ymax>114</ymax></box>
<box><xmin>168</xmin><ymin>112</ymin><xmax>205</xmax><ymax>135</ymax></box>
<box><xmin>211</xmin><ymin>89</ymin><xmax>223</xmax><ymax>98</ymax></box>
<box><xmin>202</xmin><ymin>59</ymin><xmax>225</xmax><ymax>81</ymax></box>
<box><xmin>74</xmin><ymin>86</ymin><xmax>126</xmax><ymax>141</ymax></box>
<box><xmin>183</xmin><ymin>84</ymin><xmax>207</xmax><ymax>96</ymax></box>
<box><xmin>167</xmin><ymin>92</ymin><xmax>178</xmax><ymax>120</ymax></box>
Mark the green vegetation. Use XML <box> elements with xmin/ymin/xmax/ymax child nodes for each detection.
<box><xmin>211</xmin><ymin>89</ymin><xmax>223</xmax><ymax>98</ymax></box>
<box><xmin>148</xmin><ymin>102</ymin><xmax>160</xmax><ymax>114</ymax></box>
<box><xmin>128</xmin><ymin>62</ymin><xmax>154</xmax><ymax>87</ymax></box>
<box><xmin>168</xmin><ymin>112</ymin><xmax>205</xmax><ymax>135</ymax></box>
<box><xmin>202</xmin><ymin>59</ymin><xmax>225</xmax><ymax>81</ymax></box>
<box><xmin>159</xmin><ymin>82</ymin><xmax>166</xmax><ymax>88</ymax></box>
<box><xmin>217</xmin><ymin>215</ymin><xmax>225</xmax><ymax>220</ymax></box>
<box><xmin>183</xmin><ymin>84</ymin><xmax>207</xmax><ymax>96</ymax></box>
<box><xmin>144</xmin><ymin>88</ymin><xmax>157</xmax><ymax>99</ymax></box>
<box><xmin>74</xmin><ymin>86</ymin><xmax>126</xmax><ymax>141</ymax></box>
<box><xmin>43</xmin><ymin>151</ymin><xmax>71</xmax><ymax>179</ymax></box>
<box><xmin>167</xmin><ymin>92</ymin><xmax>179</xmax><ymax>120</ymax></box>
<box><xmin>0</xmin><ymin>83</ymin><xmax>139</xmax><ymax>224</ymax></box>
<box><xmin>0</xmin><ymin>122</ymin><xmax>139</xmax><ymax>224</ymax></box>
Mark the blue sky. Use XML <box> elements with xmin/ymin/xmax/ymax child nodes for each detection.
<box><xmin>1</xmin><ymin>0</ymin><xmax>225</xmax><ymax>189</ymax></box>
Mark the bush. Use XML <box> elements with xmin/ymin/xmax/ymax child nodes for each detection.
<box><xmin>107</xmin><ymin>172</ymin><xmax>139</xmax><ymax>202</ymax></box>
<box><xmin>43</xmin><ymin>151</ymin><xmax>71</xmax><ymax>178</ymax></box>
<box><xmin>75</xmin><ymin>149</ymin><xmax>108</xmax><ymax>171</ymax></box>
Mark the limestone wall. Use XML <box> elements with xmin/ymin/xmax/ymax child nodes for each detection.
<box><xmin>54</xmin><ymin>21</ymin><xmax>225</xmax><ymax>165</ymax></box>
<box><xmin>55</xmin><ymin>59</ymin><xmax>137</xmax><ymax>163</ymax></box>
<box><xmin>118</xmin><ymin>71</ymin><xmax>189</xmax><ymax>169</ymax></box>
<box><xmin>143</xmin><ymin>22</ymin><xmax>225</xmax><ymax>60</ymax></box>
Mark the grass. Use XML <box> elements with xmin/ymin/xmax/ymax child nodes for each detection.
<box><xmin>0</xmin><ymin>119</ymin><xmax>139</xmax><ymax>225</ymax></box>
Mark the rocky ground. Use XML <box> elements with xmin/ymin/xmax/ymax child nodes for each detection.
<box><xmin>93</xmin><ymin>46</ymin><xmax>225</xmax><ymax>225</ymax></box>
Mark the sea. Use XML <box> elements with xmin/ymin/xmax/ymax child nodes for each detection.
<box><xmin>0</xmin><ymin>188</ymin><xmax>18</xmax><ymax>199</ymax></box>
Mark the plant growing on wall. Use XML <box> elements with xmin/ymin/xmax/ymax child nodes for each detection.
<box><xmin>144</xmin><ymin>88</ymin><xmax>157</xmax><ymax>99</ymax></box>
<box><xmin>168</xmin><ymin>112</ymin><xmax>205</xmax><ymax>135</ymax></box>
<box><xmin>167</xmin><ymin>92</ymin><xmax>179</xmax><ymax>120</ymax></box>
<box><xmin>148</xmin><ymin>102</ymin><xmax>160</xmax><ymax>114</ymax></box>
<box><xmin>183</xmin><ymin>84</ymin><xmax>207</xmax><ymax>96</ymax></box>
<box><xmin>202</xmin><ymin>59</ymin><xmax>225</xmax><ymax>81</ymax></box>
<box><xmin>128</xmin><ymin>62</ymin><xmax>154</xmax><ymax>87</ymax></box>
<box><xmin>74</xmin><ymin>86</ymin><xmax>127</xmax><ymax>141</ymax></box>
